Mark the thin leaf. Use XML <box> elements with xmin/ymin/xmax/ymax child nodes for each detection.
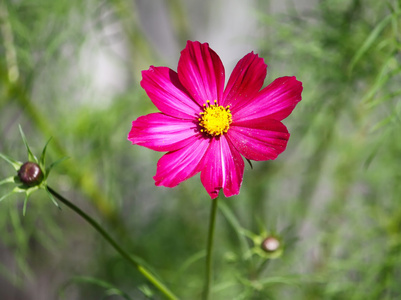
<box><xmin>0</xmin><ymin>191</ymin><xmax>14</xmax><ymax>202</ymax></box>
<box><xmin>46</xmin><ymin>156</ymin><xmax>69</xmax><ymax>177</ymax></box>
<box><xmin>40</xmin><ymin>137</ymin><xmax>53</xmax><ymax>170</ymax></box>
<box><xmin>348</xmin><ymin>14</ymin><xmax>393</xmax><ymax>73</ymax></box>
<box><xmin>138</xmin><ymin>285</ymin><xmax>153</xmax><ymax>298</ymax></box>
<box><xmin>22</xmin><ymin>194</ymin><xmax>29</xmax><ymax>216</ymax></box>
<box><xmin>19</xmin><ymin>125</ymin><xmax>37</xmax><ymax>163</ymax></box>
<box><xmin>362</xmin><ymin>56</ymin><xmax>401</xmax><ymax>105</ymax></box>
<box><xmin>0</xmin><ymin>185</ymin><xmax>29</xmax><ymax>203</ymax></box>
<box><xmin>370</xmin><ymin>113</ymin><xmax>397</xmax><ymax>133</ymax></box>
<box><xmin>0</xmin><ymin>152</ymin><xmax>22</xmax><ymax>170</ymax></box>
<box><xmin>219</xmin><ymin>201</ymin><xmax>250</xmax><ymax>255</ymax></box>
<box><xmin>366</xmin><ymin>88</ymin><xmax>401</xmax><ymax>109</ymax></box>
<box><xmin>0</xmin><ymin>176</ymin><xmax>16</xmax><ymax>186</ymax></box>
<box><xmin>257</xmin><ymin>275</ymin><xmax>302</xmax><ymax>287</ymax></box>
<box><xmin>175</xmin><ymin>250</ymin><xmax>205</xmax><ymax>278</ymax></box>
<box><xmin>45</xmin><ymin>187</ymin><xmax>60</xmax><ymax>209</ymax></box>
<box><xmin>59</xmin><ymin>276</ymin><xmax>133</xmax><ymax>300</ymax></box>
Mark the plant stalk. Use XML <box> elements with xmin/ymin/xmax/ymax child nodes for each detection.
<box><xmin>47</xmin><ymin>186</ymin><xmax>178</xmax><ymax>300</ymax></box>
<box><xmin>202</xmin><ymin>197</ymin><xmax>219</xmax><ymax>300</ymax></box>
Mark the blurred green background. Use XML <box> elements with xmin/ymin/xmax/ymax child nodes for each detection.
<box><xmin>1</xmin><ymin>0</ymin><xmax>401</xmax><ymax>299</ymax></box>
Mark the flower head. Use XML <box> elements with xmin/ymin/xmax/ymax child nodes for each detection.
<box><xmin>128</xmin><ymin>41</ymin><xmax>302</xmax><ymax>199</ymax></box>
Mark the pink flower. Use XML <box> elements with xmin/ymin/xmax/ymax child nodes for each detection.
<box><xmin>128</xmin><ymin>41</ymin><xmax>302</xmax><ymax>199</ymax></box>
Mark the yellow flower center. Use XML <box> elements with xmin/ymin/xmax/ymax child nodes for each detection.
<box><xmin>199</xmin><ymin>100</ymin><xmax>232</xmax><ymax>136</ymax></box>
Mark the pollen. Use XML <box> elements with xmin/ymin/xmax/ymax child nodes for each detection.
<box><xmin>199</xmin><ymin>100</ymin><xmax>232</xmax><ymax>136</ymax></box>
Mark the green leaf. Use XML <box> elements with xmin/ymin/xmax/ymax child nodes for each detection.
<box><xmin>19</xmin><ymin>125</ymin><xmax>37</xmax><ymax>163</ymax></box>
<box><xmin>0</xmin><ymin>152</ymin><xmax>22</xmax><ymax>170</ymax></box>
<box><xmin>22</xmin><ymin>194</ymin><xmax>29</xmax><ymax>216</ymax></box>
<box><xmin>0</xmin><ymin>176</ymin><xmax>17</xmax><ymax>186</ymax></box>
<box><xmin>58</xmin><ymin>276</ymin><xmax>133</xmax><ymax>300</ymax></box>
<box><xmin>0</xmin><ymin>190</ymin><xmax>14</xmax><ymax>202</ymax></box>
<box><xmin>362</xmin><ymin>55</ymin><xmax>401</xmax><ymax>106</ymax></box>
<box><xmin>366</xmin><ymin>88</ymin><xmax>401</xmax><ymax>110</ymax></box>
<box><xmin>40</xmin><ymin>137</ymin><xmax>53</xmax><ymax>170</ymax></box>
<box><xmin>0</xmin><ymin>185</ymin><xmax>29</xmax><ymax>203</ymax></box>
<box><xmin>348</xmin><ymin>14</ymin><xmax>393</xmax><ymax>73</ymax></box>
<box><xmin>45</xmin><ymin>187</ymin><xmax>60</xmax><ymax>209</ymax></box>
<box><xmin>138</xmin><ymin>284</ymin><xmax>154</xmax><ymax>298</ymax></box>
<box><xmin>176</xmin><ymin>250</ymin><xmax>205</xmax><ymax>278</ymax></box>
<box><xmin>46</xmin><ymin>156</ymin><xmax>69</xmax><ymax>177</ymax></box>
<box><xmin>257</xmin><ymin>275</ymin><xmax>301</xmax><ymax>287</ymax></box>
<box><xmin>219</xmin><ymin>201</ymin><xmax>250</xmax><ymax>255</ymax></box>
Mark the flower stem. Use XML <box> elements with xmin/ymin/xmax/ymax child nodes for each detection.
<box><xmin>202</xmin><ymin>197</ymin><xmax>219</xmax><ymax>300</ymax></box>
<box><xmin>47</xmin><ymin>186</ymin><xmax>178</xmax><ymax>300</ymax></box>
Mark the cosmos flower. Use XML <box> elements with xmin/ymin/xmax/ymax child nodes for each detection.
<box><xmin>128</xmin><ymin>41</ymin><xmax>302</xmax><ymax>199</ymax></box>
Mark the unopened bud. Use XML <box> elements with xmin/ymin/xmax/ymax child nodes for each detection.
<box><xmin>261</xmin><ymin>236</ymin><xmax>280</xmax><ymax>253</ymax></box>
<box><xmin>17</xmin><ymin>162</ymin><xmax>43</xmax><ymax>187</ymax></box>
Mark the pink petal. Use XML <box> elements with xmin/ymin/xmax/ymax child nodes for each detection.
<box><xmin>141</xmin><ymin>66</ymin><xmax>201</xmax><ymax>119</ymax></box>
<box><xmin>177</xmin><ymin>41</ymin><xmax>225</xmax><ymax>106</ymax></box>
<box><xmin>228</xmin><ymin>118</ymin><xmax>289</xmax><ymax>161</ymax></box>
<box><xmin>234</xmin><ymin>76</ymin><xmax>303</xmax><ymax>122</ymax></box>
<box><xmin>200</xmin><ymin>136</ymin><xmax>244</xmax><ymax>199</ymax></box>
<box><xmin>221</xmin><ymin>52</ymin><xmax>267</xmax><ymax>112</ymax></box>
<box><xmin>154</xmin><ymin>135</ymin><xmax>210</xmax><ymax>188</ymax></box>
<box><xmin>128</xmin><ymin>113</ymin><xmax>197</xmax><ymax>152</ymax></box>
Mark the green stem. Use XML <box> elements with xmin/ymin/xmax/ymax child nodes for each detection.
<box><xmin>47</xmin><ymin>186</ymin><xmax>178</xmax><ymax>300</ymax></box>
<box><xmin>202</xmin><ymin>197</ymin><xmax>219</xmax><ymax>300</ymax></box>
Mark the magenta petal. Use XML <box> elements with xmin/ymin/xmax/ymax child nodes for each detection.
<box><xmin>234</xmin><ymin>76</ymin><xmax>303</xmax><ymax>122</ymax></box>
<box><xmin>128</xmin><ymin>113</ymin><xmax>197</xmax><ymax>152</ymax></box>
<box><xmin>141</xmin><ymin>66</ymin><xmax>201</xmax><ymax>119</ymax></box>
<box><xmin>154</xmin><ymin>135</ymin><xmax>210</xmax><ymax>188</ymax></box>
<box><xmin>222</xmin><ymin>52</ymin><xmax>267</xmax><ymax>112</ymax></box>
<box><xmin>200</xmin><ymin>137</ymin><xmax>244</xmax><ymax>199</ymax></box>
<box><xmin>177</xmin><ymin>41</ymin><xmax>225</xmax><ymax>106</ymax></box>
<box><xmin>228</xmin><ymin>119</ymin><xmax>289</xmax><ymax>161</ymax></box>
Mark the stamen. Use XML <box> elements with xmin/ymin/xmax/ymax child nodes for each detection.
<box><xmin>199</xmin><ymin>100</ymin><xmax>232</xmax><ymax>136</ymax></box>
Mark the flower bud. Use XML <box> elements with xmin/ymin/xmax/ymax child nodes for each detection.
<box><xmin>261</xmin><ymin>236</ymin><xmax>281</xmax><ymax>253</ymax></box>
<box><xmin>17</xmin><ymin>162</ymin><xmax>43</xmax><ymax>187</ymax></box>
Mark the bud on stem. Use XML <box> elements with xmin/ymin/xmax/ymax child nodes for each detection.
<box><xmin>261</xmin><ymin>236</ymin><xmax>281</xmax><ymax>253</ymax></box>
<box><xmin>18</xmin><ymin>162</ymin><xmax>43</xmax><ymax>187</ymax></box>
